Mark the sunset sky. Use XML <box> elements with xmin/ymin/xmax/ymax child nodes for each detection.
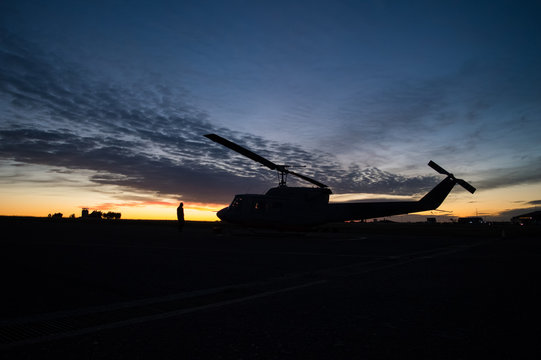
<box><xmin>1</xmin><ymin>0</ymin><xmax>540</xmax><ymax>221</ymax></box>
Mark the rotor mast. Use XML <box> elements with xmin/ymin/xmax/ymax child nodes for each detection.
<box><xmin>278</xmin><ymin>167</ymin><xmax>287</xmax><ymax>187</ymax></box>
<box><xmin>204</xmin><ymin>133</ymin><xmax>328</xmax><ymax>188</ymax></box>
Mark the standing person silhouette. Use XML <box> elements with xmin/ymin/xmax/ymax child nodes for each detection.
<box><xmin>177</xmin><ymin>202</ymin><xmax>185</xmax><ymax>232</ymax></box>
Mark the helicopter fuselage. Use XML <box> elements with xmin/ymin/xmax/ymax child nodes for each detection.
<box><xmin>204</xmin><ymin>133</ymin><xmax>475</xmax><ymax>228</ymax></box>
<box><xmin>216</xmin><ymin>176</ymin><xmax>461</xmax><ymax>227</ymax></box>
<box><xmin>217</xmin><ymin>186</ymin><xmax>332</xmax><ymax>227</ymax></box>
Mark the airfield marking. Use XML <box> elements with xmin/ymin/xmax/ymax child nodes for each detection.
<box><xmin>31</xmin><ymin>236</ymin><xmax>475</xmax><ymax>261</ymax></box>
<box><xmin>331</xmin><ymin>236</ymin><xmax>368</xmax><ymax>242</ymax></box>
<box><xmin>187</xmin><ymin>249</ymin><xmax>373</xmax><ymax>258</ymax></box>
<box><xmin>339</xmin><ymin>241</ymin><xmax>491</xmax><ymax>277</ymax></box>
<box><xmin>0</xmin><ymin>281</ymin><xmax>281</xmax><ymax>326</ymax></box>
<box><xmin>0</xmin><ymin>280</ymin><xmax>327</xmax><ymax>350</ymax></box>
<box><xmin>383</xmin><ymin>244</ymin><xmax>477</xmax><ymax>260</ymax></box>
<box><xmin>0</xmin><ymin>239</ymin><xmax>490</xmax><ymax>349</ymax></box>
<box><xmin>22</xmin><ymin>240</ymin><xmax>376</xmax><ymax>258</ymax></box>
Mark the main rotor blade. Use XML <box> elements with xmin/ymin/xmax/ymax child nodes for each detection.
<box><xmin>205</xmin><ymin>133</ymin><xmax>329</xmax><ymax>188</ymax></box>
<box><xmin>288</xmin><ymin>170</ymin><xmax>328</xmax><ymax>188</ymax></box>
<box><xmin>204</xmin><ymin>134</ymin><xmax>277</xmax><ymax>170</ymax></box>
<box><xmin>428</xmin><ymin>160</ymin><xmax>450</xmax><ymax>176</ymax></box>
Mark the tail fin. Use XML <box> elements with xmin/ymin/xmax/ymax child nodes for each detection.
<box><xmin>428</xmin><ymin>161</ymin><xmax>476</xmax><ymax>194</ymax></box>
<box><xmin>418</xmin><ymin>176</ymin><xmax>456</xmax><ymax>210</ymax></box>
<box><xmin>418</xmin><ymin>161</ymin><xmax>476</xmax><ymax>211</ymax></box>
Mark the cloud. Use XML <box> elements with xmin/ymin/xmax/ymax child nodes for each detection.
<box><xmin>92</xmin><ymin>200</ymin><xmax>178</xmax><ymax>211</ymax></box>
<box><xmin>328</xmin><ymin>56</ymin><xmax>541</xmax><ymax>173</ymax></box>
<box><xmin>330</xmin><ymin>165</ymin><xmax>439</xmax><ymax>196</ymax></box>
<box><xmin>0</xmin><ymin>31</ymin><xmax>450</xmax><ymax>204</ymax></box>
<box><xmin>474</xmin><ymin>159</ymin><xmax>541</xmax><ymax>190</ymax></box>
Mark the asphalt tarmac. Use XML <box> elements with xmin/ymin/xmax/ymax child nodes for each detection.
<box><xmin>1</xmin><ymin>218</ymin><xmax>540</xmax><ymax>359</ymax></box>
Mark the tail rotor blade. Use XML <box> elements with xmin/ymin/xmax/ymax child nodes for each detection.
<box><xmin>428</xmin><ymin>160</ymin><xmax>476</xmax><ymax>194</ymax></box>
<box><xmin>428</xmin><ymin>160</ymin><xmax>450</xmax><ymax>176</ymax></box>
<box><xmin>457</xmin><ymin>179</ymin><xmax>476</xmax><ymax>194</ymax></box>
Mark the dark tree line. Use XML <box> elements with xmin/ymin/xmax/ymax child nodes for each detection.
<box><xmin>49</xmin><ymin>210</ymin><xmax>121</xmax><ymax>219</ymax></box>
<box><xmin>80</xmin><ymin>209</ymin><xmax>122</xmax><ymax>219</ymax></box>
<box><xmin>103</xmin><ymin>212</ymin><xmax>121</xmax><ymax>219</ymax></box>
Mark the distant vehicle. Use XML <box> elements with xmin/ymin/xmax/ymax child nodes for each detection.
<box><xmin>458</xmin><ymin>217</ymin><xmax>484</xmax><ymax>224</ymax></box>
<box><xmin>204</xmin><ymin>133</ymin><xmax>476</xmax><ymax>228</ymax></box>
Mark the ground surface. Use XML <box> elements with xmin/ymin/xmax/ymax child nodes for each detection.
<box><xmin>1</xmin><ymin>217</ymin><xmax>540</xmax><ymax>359</ymax></box>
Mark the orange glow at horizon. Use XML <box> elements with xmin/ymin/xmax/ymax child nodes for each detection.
<box><xmin>0</xmin><ymin>200</ymin><xmax>226</xmax><ymax>222</ymax></box>
<box><xmin>0</xmin><ymin>181</ymin><xmax>227</xmax><ymax>221</ymax></box>
<box><xmin>1</xmin><ymin>174</ymin><xmax>539</xmax><ymax>221</ymax></box>
<box><xmin>113</xmin><ymin>201</ymin><xmax>226</xmax><ymax>221</ymax></box>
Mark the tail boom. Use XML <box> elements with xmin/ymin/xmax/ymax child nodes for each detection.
<box><xmin>325</xmin><ymin>160</ymin><xmax>475</xmax><ymax>222</ymax></box>
<box><xmin>326</xmin><ymin>177</ymin><xmax>456</xmax><ymax>222</ymax></box>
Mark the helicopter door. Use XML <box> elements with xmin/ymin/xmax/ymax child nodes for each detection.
<box><xmin>253</xmin><ymin>200</ymin><xmax>266</xmax><ymax>213</ymax></box>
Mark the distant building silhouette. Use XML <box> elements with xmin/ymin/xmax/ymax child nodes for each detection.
<box><xmin>511</xmin><ymin>211</ymin><xmax>541</xmax><ymax>225</ymax></box>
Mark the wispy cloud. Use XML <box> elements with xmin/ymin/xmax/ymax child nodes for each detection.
<box><xmin>92</xmin><ymin>200</ymin><xmax>177</xmax><ymax>211</ymax></box>
<box><xmin>474</xmin><ymin>159</ymin><xmax>541</xmax><ymax>190</ymax></box>
<box><xmin>0</xmin><ymin>31</ymin><xmax>449</xmax><ymax>204</ymax></box>
<box><xmin>328</xmin><ymin>56</ymin><xmax>541</xmax><ymax>176</ymax></box>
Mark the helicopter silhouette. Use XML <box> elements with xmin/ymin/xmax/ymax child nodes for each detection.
<box><xmin>204</xmin><ymin>133</ymin><xmax>475</xmax><ymax>227</ymax></box>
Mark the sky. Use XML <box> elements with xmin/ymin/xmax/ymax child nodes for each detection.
<box><xmin>1</xmin><ymin>0</ymin><xmax>540</xmax><ymax>221</ymax></box>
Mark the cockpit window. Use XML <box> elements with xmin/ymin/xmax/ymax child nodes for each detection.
<box><xmin>230</xmin><ymin>196</ymin><xmax>243</xmax><ymax>209</ymax></box>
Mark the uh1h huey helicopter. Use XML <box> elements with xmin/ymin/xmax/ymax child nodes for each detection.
<box><xmin>204</xmin><ymin>133</ymin><xmax>476</xmax><ymax>228</ymax></box>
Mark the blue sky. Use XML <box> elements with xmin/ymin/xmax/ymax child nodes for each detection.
<box><xmin>1</xmin><ymin>0</ymin><xmax>540</xmax><ymax>219</ymax></box>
